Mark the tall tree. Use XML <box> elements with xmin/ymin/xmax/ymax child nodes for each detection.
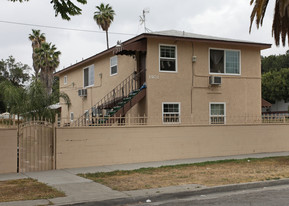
<box><xmin>0</xmin><ymin>56</ymin><xmax>30</xmax><ymax>113</ymax></box>
<box><xmin>29</xmin><ymin>29</ymin><xmax>46</xmax><ymax>79</ymax></box>
<box><xmin>35</xmin><ymin>42</ymin><xmax>61</xmax><ymax>95</ymax></box>
<box><xmin>93</xmin><ymin>3</ymin><xmax>115</xmax><ymax>49</ymax></box>
<box><xmin>0</xmin><ymin>80</ymin><xmax>27</xmax><ymax>117</ymax></box>
<box><xmin>0</xmin><ymin>56</ymin><xmax>30</xmax><ymax>87</ymax></box>
<box><xmin>261</xmin><ymin>50</ymin><xmax>289</xmax><ymax>73</ymax></box>
<box><xmin>250</xmin><ymin>0</ymin><xmax>289</xmax><ymax>46</ymax></box>
<box><xmin>262</xmin><ymin>68</ymin><xmax>289</xmax><ymax>103</ymax></box>
<box><xmin>9</xmin><ymin>0</ymin><xmax>87</xmax><ymax>20</ymax></box>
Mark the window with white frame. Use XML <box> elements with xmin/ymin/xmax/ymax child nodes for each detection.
<box><xmin>162</xmin><ymin>103</ymin><xmax>180</xmax><ymax>123</ymax></box>
<box><xmin>210</xmin><ymin>49</ymin><xmax>240</xmax><ymax>74</ymax></box>
<box><xmin>160</xmin><ymin>45</ymin><xmax>177</xmax><ymax>72</ymax></box>
<box><xmin>110</xmin><ymin>56</ymin><xmax>118</xmax><ymax>76</ymax></box>
<box><xmin>83</xmin><ymin>65</ymin><xmax>94</xmax><ymax>87</ymax></box>
<box><xmin>210</xmin><ymin>103</ymin><xmax>226</xmax><ymax>124</ymax></box>
<box><xmin>70</xmin><ymin>112</ymin><xmax>74</xmax><ymax>122</ymax></box>
<box><xmin>64</xmin><ymin>75</ymin><xmax>67</xmax><ymax>84</ymax></box>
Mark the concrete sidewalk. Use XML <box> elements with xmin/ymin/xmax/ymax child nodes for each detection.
<box><xmin>1</xmin><ymin>151</ymin><xmax>289</xmax><ymax>206</ymax></box>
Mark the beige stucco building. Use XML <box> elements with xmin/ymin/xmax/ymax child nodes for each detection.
<box><xmin>55</xmin><ymin>30</ymin><xmax>271</xmax><ymax>126</ymax></box>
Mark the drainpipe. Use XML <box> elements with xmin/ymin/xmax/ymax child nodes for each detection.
<box><xmin>191</xmin><ymin>42</ymin><xmax>195</xmax><ymax>115</ymax></box>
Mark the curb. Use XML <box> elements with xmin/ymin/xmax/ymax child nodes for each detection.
<box><xmin>67</xmin><ymin>178</ymin><xmax>289</xmax><ymax>206</ymax></box>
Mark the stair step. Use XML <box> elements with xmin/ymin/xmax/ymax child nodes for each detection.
<box><xmin>108</xmin><ymin>111</ymin><xmax>116</xmax><ymax>116</ymax></box>
<box><xmin>123</xmin><ymin>97</ymin><xmax>132</xmax><ymax>101</ymax></box>
<box><xmin>118</xmin><ymin>101</ymin><xmax>126</xmax><ymax>106</ymax></box>
<box><xmin>113</xmin><ymin>106</ymin><xmax>122</xmax><ymax>110</ymax></box>
<box><xmin>129</xmin><ymin>92</ymin><xmax>138</xmax><ymax>97</ymax></box>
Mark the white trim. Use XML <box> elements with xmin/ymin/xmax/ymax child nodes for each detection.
<box><xmin>83</xmin><ymin>65</ymin><xmax>95</xmax><ymax>88</ymax></box>
<box><xmin>159</xmin><ymin>44</ymin><xmax>178</xmax><ymax>73</ymax></box>
<box><xmin>162</xmin><ymin>102</ymin><xmax>181</xmax><ymax>124</ymax></box>
<box><xmin>64</xmin><ymin>75</ymin><xmax>67</xmax><ymax>85</ymax></box>
<box><xmin>70</xmin><ymin>112</ymin><xmax>74</xmax><ymax>122</ymax></box>
<box><xmin>110</xmin><ymin>56</ymin><xmax>118</xmax><ymax>76</ymax></box>
<box><xmin>209</xmin><ymin>102</ymin><xmax>226</xmax><ymax>124</ymax></box>
<box><xmin>209</xmin><ymin>48</ymin><xmax>241</xmax><ymax>76</ymax></box>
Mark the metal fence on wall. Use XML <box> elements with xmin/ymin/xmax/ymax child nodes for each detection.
<box><xmin>57</xmin><ymin>113</ymin><xmax>289</xmax><ymax>127</ymax></box>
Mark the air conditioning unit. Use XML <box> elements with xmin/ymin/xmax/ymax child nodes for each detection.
<box><xmin>209</xmin><ymin>76</ymin><xmax>222</xmax><ymax>85</ymax></box>
<box><xmin>78</xmin><ymin>89</ymin><xmax>87</xmax><ymax>97</ymax></box>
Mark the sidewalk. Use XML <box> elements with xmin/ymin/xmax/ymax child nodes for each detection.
<box><xmin>1</xmin><ymin>151</ymin><xmax>289</xmax><ymax>206</ymax></box>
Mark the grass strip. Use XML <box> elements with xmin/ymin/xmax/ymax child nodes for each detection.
<box><xmin>0</xmin><ymin>178</ymin><xmax>65</xmax><ymax>202</ymax></box>
<box><xmin>79</xmin><ymin>156</ymin><xmax>289</xmax><ymax>191</ymax></box>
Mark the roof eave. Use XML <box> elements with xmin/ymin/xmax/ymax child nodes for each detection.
<box><xmin>143</xmin><ymin>33</ymin><xmax>271</xmax><ymax>49</ymax></box>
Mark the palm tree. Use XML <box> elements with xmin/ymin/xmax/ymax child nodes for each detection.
<box><xmin>35</xmin><ymin>42</ymin><xmax>61</xmax><ymax>95</ymax></box>
<box><xmin>93</xmin><ymin>3</ymin><xmax>115</xmax><ymax>49</ymax></box>
<box><xmin>29</xmin><ymin>29</ymin><xmax>46</xmax><ymax>79</ymax></box>
<box><xmin>250</xmin><ymin>0</ymin><xmax>289</xmax><ymax>46</ymax></box>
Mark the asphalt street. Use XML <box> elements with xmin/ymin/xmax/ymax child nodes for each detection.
<box><xmin>69</xmin><ymin>185</ymin><xmax>289</xmax><ymax>206</ymax></box>
<box><xmin>132</xmin><ymin>185</ymin><xmax>289</xmax><ymax>206</ymax></box>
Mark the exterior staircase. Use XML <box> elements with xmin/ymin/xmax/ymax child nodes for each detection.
<box><xmin>74</xmin><ymin>69</ymin><xmax>146</xmax><ymax>126</ymax></box>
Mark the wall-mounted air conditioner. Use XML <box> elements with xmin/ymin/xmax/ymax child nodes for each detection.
<box><xmin>209</xmin><ymin>76</ymin><xmax>222</xmax><ymax>85</ymax></box>
<box><xmin>78</xmin><ymin>89</ymin><xmax>87</xmax><ymax>97</ymax></box>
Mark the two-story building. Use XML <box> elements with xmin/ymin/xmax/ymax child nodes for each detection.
<box><xmin>55</xmin><ymin>30</ymin><xmax>271</xmax><ymax>126</ymax></box>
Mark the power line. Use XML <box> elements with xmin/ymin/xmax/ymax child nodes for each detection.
<box><xmin>0</xmin><ymin>20</ymin><xmax>136</xmax><ymax>36</ymax></box>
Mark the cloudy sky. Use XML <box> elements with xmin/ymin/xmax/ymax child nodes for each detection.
<box><xmin>0</xmin><ymin>0</ymin><xmax>288</xmax><ymax>73</ymax></box>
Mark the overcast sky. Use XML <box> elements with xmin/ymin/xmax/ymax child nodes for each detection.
<box><xmin>0</xmin><ymin>0</ymin><xmax>288</xmax><ymax>73</ymax></box>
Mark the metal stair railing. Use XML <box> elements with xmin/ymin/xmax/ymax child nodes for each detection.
<box><xmin>74</xmin><ymin>69</ymin><xmax>145</xmax><ymax>126</ymax></box>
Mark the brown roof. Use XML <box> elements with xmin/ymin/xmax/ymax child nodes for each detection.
<box><xmin>262</xmin><ymin>99</ymin><xmax>272</xmax><ymax>108</ymax></box>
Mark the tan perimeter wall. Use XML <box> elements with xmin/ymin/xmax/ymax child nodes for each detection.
<box><xmin>56</xmin><ymin>124</ymin><xmax>289</xmax><ymax>169</ymax></box>
<box><xmin>0</xmin><ymin>129</ymin><xmax>17</xmax><ymax>174</ymax></box>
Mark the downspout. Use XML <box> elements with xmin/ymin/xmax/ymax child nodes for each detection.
<box><xmin>191</xmin><ymin>42</ymin><xmax>195</xmax><ymax>115</ymax></box>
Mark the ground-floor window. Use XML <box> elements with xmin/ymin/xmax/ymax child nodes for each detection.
<box><xmin>70</xmin><ymin>112</ymin><xmax>74</xmax><ymax>122</ymax></box>
<box><xmin>162</xmin><ymin>102</ymin><xmax>180</xmax><ymax>123</ymax></box>
<box><xmin>210</xmin><ymin>102</ymin><xmax>226</xmax><ymax>124</ymax></box>
<box><xmin>85</xmin><ymin>110</ymin><xmax>89</xmax><ymax>121</ymax></box>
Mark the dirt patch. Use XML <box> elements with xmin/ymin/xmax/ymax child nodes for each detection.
<box><xmin>0</xmin><ymin>178</ymin><xmax>65</xmax><ymax>202</ymax></box>
<box><xmin>80</xmin><ymin>156</ymin><xmax>289</xmax><ymax>191</ymax></box>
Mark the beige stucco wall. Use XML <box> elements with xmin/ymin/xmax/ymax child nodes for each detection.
<box><xmin>59</xmin><ymin>53</ymin><xmax>136</xmax><ymax>122</ymax></box>
<box><xmin>58</xmin><ymin>36</ymin><xmax>263</xmax><ymax>125</ymax></box>
<box><xmin>56</xmin><ymin>124</ymin><xmax>289</xmax><ymax>169</ymax></box>
<box><xmin>145</xmin><ymin>38</ymin><xmax>262</xmax><ymax>124</ymax></box>
<box><xmin>0</xmin><ymin>128</ymin><xmax>17</xmax><ymax>174</ymax></box>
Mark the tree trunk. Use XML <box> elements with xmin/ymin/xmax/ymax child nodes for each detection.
<box><xmin>46</xmin><ymin>69</ymin><xmax>54</xmax><ymax>95</ymax></box>
<box><xmin>106</xmin><ymin>30</ymin><xmax>109</xmax><ymax>49</ymax></box>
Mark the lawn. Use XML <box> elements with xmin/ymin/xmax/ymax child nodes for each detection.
<box><xmin>0</xmin><ymin>178</ymin><xmax>65</xmax><ymax>202</ymax></box>
<box><xmin>79</xmin><ymin>156</ymin><xmax>289</xmax><ymax>191</ymax></box>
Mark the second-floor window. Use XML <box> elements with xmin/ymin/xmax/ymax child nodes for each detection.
<box><xmin>83</xmin><ymin>65</ymin><xmax>94</xmax><ymax>87</ymax></box>
<box><xmin>160</xmin><ymin>45</ymin><xmax>177</xmax><ymax>72</ymax></box>
<box><xmin>210</xmin><ymin>49</ymin><xmax>240</xmax><ymax>75</ymax></box>
<box><xmin>110</xmin><ymin>56</ymin><xmax>118</xmax><ymax>76</ymax></box>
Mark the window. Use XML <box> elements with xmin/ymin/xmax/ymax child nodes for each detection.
<box><xmin>110</xmin><ymin>56</ymin><xmax>118</xmax><ymax>76</ymax></box>
<box><xmin>162</xmin><ymin>103</ymin><xmax>180</xmax><ymax>123</ymax></box>
<box><xmin>64</xmin><ymin>75</ymin><xmax>67</xmax><ymax>84</ymax></box>
<box><xmin>70</xmin><ymin>112</ymin><xmax>74</xmax><ymax>122</ymax></box>
<box><xmin>85</xmin><ymin>110</ymin><xmax>89</xmax><ymax>121</ymax></box>
<box><xmin>83</xmin><ymin>65</ymin><xmax>94</xmax><ymax>87</ymax></box>
<box><xmin>210</xmin><ymin>103</ymin><xmax>226</xmax><ymax>124</ymax></box>
<box><xmin>160</xmin><ymin>45</ymin><xmax>177</xmax><ymax>72</ymax></box>
<box><xmin>210</xmin><ymin>49</ymin><xmax>240</xmax><ymax>74</ymax></box>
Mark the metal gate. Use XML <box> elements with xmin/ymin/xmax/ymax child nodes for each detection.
<box><xmin>18</xmin><ymin>121</ymin><xmax>55</xmax><ymax>172</ymax></box>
